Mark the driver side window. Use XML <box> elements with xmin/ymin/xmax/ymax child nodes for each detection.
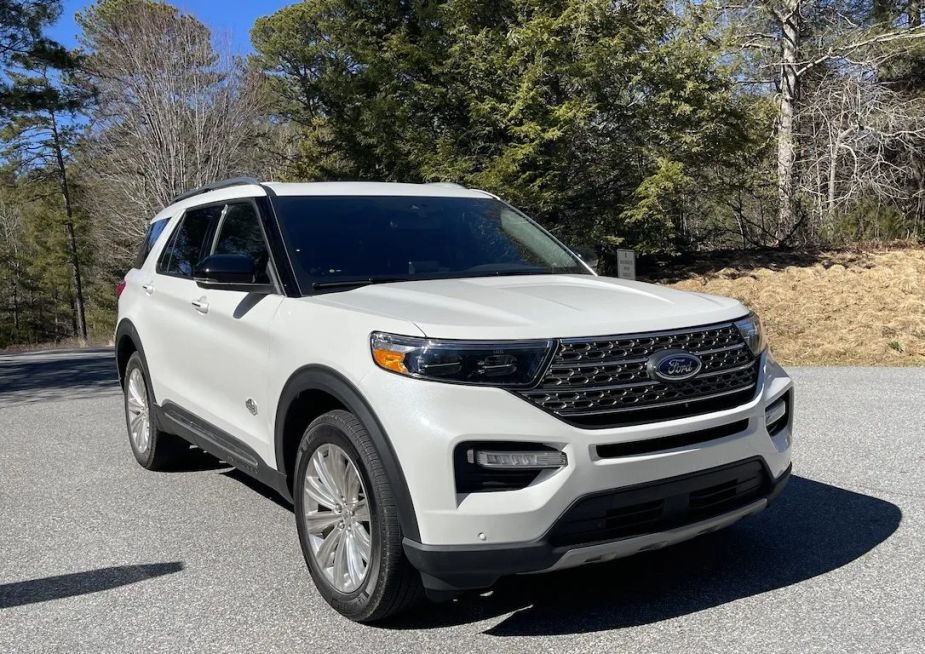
<box><xmin>211</xmin><ymin>202</ymin><xmax>271</xmax><ymax>284</ymax></box>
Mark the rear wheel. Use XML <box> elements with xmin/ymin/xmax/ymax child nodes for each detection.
<box><xmin>294</xmin><ymin>410</ymin><xmax>422</xmax><ymax>622</ymax></box>
<box><xmin>123</xmin><ymin>352</ymin><xmax>187</xmax><ymax>470</ymax></box>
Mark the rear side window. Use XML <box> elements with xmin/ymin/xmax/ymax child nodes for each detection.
<box><xmin>135</xmin><ymin>218</ymin><xmax>169</xmax><ymax>268</ymax></box>
<box><xmin>157</xmin><ymin>205</ymin><xmax>223</xmax><ymax>278</ymax></box>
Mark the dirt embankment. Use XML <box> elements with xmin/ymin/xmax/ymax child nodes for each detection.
<box><xmin>646</xmin><ymin>247</ymin><xmax>925</xmax><ymax>366</ymax></box>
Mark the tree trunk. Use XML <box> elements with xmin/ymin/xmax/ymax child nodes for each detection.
<box><xmin>12</xmin><ymin>264</ymin><xmax>20</xmax><ymax>337</ymax></box>
<box><xmin>827</xmin><ymin>142</ymin><xmax>839</xmax><ymax>227</ymax></box>
<box><xmin>909</xmin><ymin>0</ymin><xmax>922</xmax><ymax>27</ymax></box>
<box><xmin>49</xmin><ymin>111</ymin><xmax>88</xmax><ymax>342</ymax></box>
<box><xmin>775</xmin><ymin>0</ymin><xmax>801</xmax><ymax>244</ymax></box>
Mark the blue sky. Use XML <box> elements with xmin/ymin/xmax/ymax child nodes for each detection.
<box><xmin>48</xmin><ymin>0</ymin><xmax>292</xmax><ymax>54</ymax></box>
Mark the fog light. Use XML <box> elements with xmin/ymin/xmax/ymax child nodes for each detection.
<box><xmin>470</xmin><ymin>450</ymin><xmax>567</xmax><ymax>469</ymax></box>
<box><xmin>765</xmin><ymin>397</ymin><xmax>788</xmax><ymax>434</ymax></box>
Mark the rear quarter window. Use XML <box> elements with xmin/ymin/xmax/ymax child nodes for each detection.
<box><xmin>135</xmin><ymin>218</ymin><xmax>170</xmax><ymax>269</ymax></box>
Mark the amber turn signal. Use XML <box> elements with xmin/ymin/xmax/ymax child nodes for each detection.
<box><xmin>372</xmin><ymin>347</ymin><xmax>408</xmax><ymax>374</ymax></box>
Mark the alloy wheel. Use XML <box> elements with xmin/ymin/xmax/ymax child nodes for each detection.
<box><xmin>126</xmin><ymin>367</ymin><xmax>151</xmax><ymax>453</ymax></box>
<box><xmin>302</xmin><ymin>443</ymin><xmax>372</xmax><ymax>593</ymax></box>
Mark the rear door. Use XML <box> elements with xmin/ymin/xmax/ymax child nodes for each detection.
<box><xmin>142</xmin><ymin>204</ymin><xmax>224</xmax><ymax>409</ymax></box>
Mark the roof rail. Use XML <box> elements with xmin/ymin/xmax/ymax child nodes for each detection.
<box><xmin>172</xmin><ymin>177</ymin><xmax>262</xmax><ymax>203</ymax></box>
<box><xmin>426</xmin><ymin>182</ymin><xmax>466</xmax><ymax>189</ymax></box>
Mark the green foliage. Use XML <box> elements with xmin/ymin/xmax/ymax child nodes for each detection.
<box><xmin>0</xmin><ymin>1</ymin><xmax>73</xmax><ymax>113</ymax></box>
<box><xmin>833</xmin><ymin>197</ymin><xmax>914</xmax><ymax>242</ymax></box>
<box><xmin>619</xmin><ymin>158</ymin><xmax>692</xmax><ymax>254</ymax></box>
<box><xmin>0</xmin><ymin>172</ymin><xmax>94</xmax><ymax>347</ymax></box>
<box><xmin>252</xmin><ymin>0</ymin><xmax>763</xmax><ymax>259</ymax></box>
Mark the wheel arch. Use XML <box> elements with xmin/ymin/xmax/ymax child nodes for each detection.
<box><xmin>275</xmin><ymin>365</ymin><xmax>420</xmax><ymax>541</ymax></box>
<box><xmin>115</xmin><ymin>318</ymin><xmax>145</xmax><ymax>389</ymax></box>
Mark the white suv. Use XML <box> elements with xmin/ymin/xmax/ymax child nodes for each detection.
<box><xmin>116</xmin><ymin>178</ymin><xmax>793</xmax><ymax>622</ymax></box>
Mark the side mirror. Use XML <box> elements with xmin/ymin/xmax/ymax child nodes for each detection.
<box><xmin>194</xmin><ymin>254</ymin><xmax>273</xmax><ymax>293</ymax></box>
<box><xmin>573</xmin><ymin>245</ymin><xmax>599</xmax><ymax>271</ymax></box>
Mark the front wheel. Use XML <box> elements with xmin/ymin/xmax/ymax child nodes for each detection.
<box><xmin>294</xmin><ymin>410</ymin><xmax>422</xmax><ymax>622</ymax></box>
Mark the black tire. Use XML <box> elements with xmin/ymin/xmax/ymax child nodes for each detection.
<box><xmin>123</xmin><ymin>351</ymin><xmax>187</xmax><ymax>470</ymax></box>
<box><xmin>294</xmin><ymin>409</ymin><xmax>423</xmax><ymax>622</ymax></box>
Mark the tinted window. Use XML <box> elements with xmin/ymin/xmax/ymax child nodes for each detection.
<box><xmin>212</xmin><ymin>203</ymin><xmax>271</xmax><ymax>283</ymax></box>
<box><xmin>158</xmin><ymin>205</ymin><xmax>222</xmax><ymax>278</ymax></box>
<box><xmin>135</xmin><ymin>218</ymin><xmax>169</xmax><ymax>268</ymax></box>
<box><xmin>273</xmin><ymin>196</ymin><xmax>585</xmax><ymax>293</ymax></box>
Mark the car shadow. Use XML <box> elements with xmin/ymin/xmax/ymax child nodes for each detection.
<box><xmin>0</xmin><ymin>562</ymin><xmax>184</xmax><ymax>609</ymax></box>
<box><xmin>162</xmin><ymin>446</ymin><xmax>232</xmax><ymax>473</ymax></box>
<box><xmin>0</xmin><ymin>348</ymin><xmax>119</xmax><ymax>407</ymax></box>
<box><xmin>636</xmin><ymin>248</ymin><xmax>855</xmax><ymax>284</ymax></box>
<box><xmin>380</xmin><ymin>476</ymin><xmax>901</xmax><ymax>634</ymax></box>
<box><xmin>222</xmin><ymin>467</ymin><xmax>293</xmax><ymax>511</ymax></box>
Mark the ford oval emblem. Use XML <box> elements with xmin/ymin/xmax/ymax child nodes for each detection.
<box><xmin>647</xmin><ymin>350</ymin><xmax>702</xmax><ymax>382</ymax></box>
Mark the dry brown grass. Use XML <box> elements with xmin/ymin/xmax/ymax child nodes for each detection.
<box><xmin>648</xmin><ymin>247</ymin><xmax>925</xmax><ymax>366</ymax></box>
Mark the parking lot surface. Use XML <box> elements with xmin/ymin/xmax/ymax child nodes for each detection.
<box><xmin>0</xmin><ymin>349</ymin><xmax>922</xmax><ymax>652</ymax></box>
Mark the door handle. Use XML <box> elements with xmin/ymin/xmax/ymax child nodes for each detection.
<box><xmin>191</xmin><ymin>298</ymin><xmax>209</xmax><ymax>314</ymax></box>
<box><xmin>142</xmin><ymin>282</ymin><xmax>155</xmax><ymax>295</ymax></box>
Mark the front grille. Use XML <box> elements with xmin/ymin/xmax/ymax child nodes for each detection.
<box><xmin>548</xmin><ymin>458</ymin><xmax>770</xmax><ymax>548</ymax></box>
<box><xmin>516</xmin><ymin>322</ymin><xmax>759</xmax><ymax>428</ymax></box>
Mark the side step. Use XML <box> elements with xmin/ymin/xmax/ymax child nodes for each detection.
<box><xmin>157</xmin><ymin>401</ymin><xmax>291</xmax><ymax>502</ymax></box>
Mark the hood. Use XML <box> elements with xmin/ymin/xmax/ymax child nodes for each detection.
<box><xmin>311</xmin><ymin>274</ymin><xmax>747</xmax><ymax>340</ymax></box>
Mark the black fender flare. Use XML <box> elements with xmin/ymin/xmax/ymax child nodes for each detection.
<box><xmin>115</xmin><ymin>318</ymin><xmax>166</xmax><ymax>432</ymax></box>
<box><xmin>274</xmin><ymin>365</ymin><xmax>421</xmax><ymax>542</ymax></box>
<box><xmin>114</xmin><ymin>318</ymin><xmax>146</xmax><ymax>387</ymax></box>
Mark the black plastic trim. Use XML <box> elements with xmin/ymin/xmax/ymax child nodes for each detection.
<box><xmin>274</xmin><ymin>364</ymin><xmax>420</xmax><ymax>541</ymax></box>
<box><xmin>403</xmin><ymin>460</ymin><xmax>791</xmax><ymax>596</ymax></box>
<box><xmin>254</xmin><ymin>192</ymin><xmax>300</xmax><ymax>297</ymax></box>
<box><xmin>114</xmin><ymin>318</ymin><xmax>142</xmax><ymax>388</ymax></box>
<box><xmin>767</xmin><ymin>389</ymin><xmax>792</xmax><ymax>437</ymax></box>
<box><xmin>453</xmin><ymin>441</ymin><xmax>557</xmax><ymax>493</ymax></box>
<box><xmin>596</xmin><ymin>418</ymin><xmax>750</xmax><ymax>458</ymax></box>
<box><xmin>157</xmin><ymin>401</ymin><xmax>290</xmax><ymax>500</ymax></box>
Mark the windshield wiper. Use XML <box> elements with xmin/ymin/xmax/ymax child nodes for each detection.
<box><xmin>311</xmin><ymin>277</ymin><xmax>407</xmax><ymax>290</ymax></box>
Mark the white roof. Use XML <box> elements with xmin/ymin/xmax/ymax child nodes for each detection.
<box><xmin>265</xmin><ymin>181</ymin><xmax>493</xmax><ymax>199</ymax></box>
<box><xmin>154</xmin><ymin>181</ymin><xmax>494</xmax><ymax>220</ymax></box>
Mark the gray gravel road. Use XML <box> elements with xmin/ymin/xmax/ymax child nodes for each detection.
<box><xmin>1</xmin><ymin>349</ymin><xmax>923</xmax><ymax>653</ymax></box>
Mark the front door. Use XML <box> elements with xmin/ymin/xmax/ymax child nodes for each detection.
<box><xmin>145</xmin><ymin>200</ymin><xmax>283</xmax><ymax>464</ymax></box>
<box><xmin>176</xmin><ymin>200</ymin><xmax>283</xmax><ymax>464</ymax></box>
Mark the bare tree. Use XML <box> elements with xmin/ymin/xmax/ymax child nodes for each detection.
<box><xmin>798</xmin><ymin>71</ymin><xmax>925</xmax><ymax>239</ymax></box>
<box><xmin>0</xmin><ymin>196</ymin><xmax>26</xmax><ymax>340</ymax></box>
<box><xmin>75</xmin><ymin>0</ymin><xmax>268</xmax><ymax>266</ymax></box>
<box><xmin>726</xmin><ymin>0</ymin><xmax>925</xmax><ymax>243</ymax></box>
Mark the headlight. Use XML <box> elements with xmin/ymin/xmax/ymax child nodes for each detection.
<box><xmin>370</xmin><ymin>332</ymin><xmax>553</xmax><ymax>387</ymax></box>
<box><xmin>734</xmin><ymin>312</ymin><xmax>767</xmax><ymax>356</ymax></box>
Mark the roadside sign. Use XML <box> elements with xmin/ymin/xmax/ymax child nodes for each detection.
<box><xmin>617</xmin><ymin>249</ymin><xmax>635</xmax><ymax>280</ymax></box>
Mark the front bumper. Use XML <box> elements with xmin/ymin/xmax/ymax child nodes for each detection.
<box><xmin>358</xmin><ymin>351</ymin><xmax>793</xmax><ymax>592</ymax></box>
<box><xmin>404</xmin><ymin>461</ymin><xmax>790</xmax><ymax>597</ymax></box>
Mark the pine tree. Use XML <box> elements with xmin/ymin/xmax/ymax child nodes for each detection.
<box><xmin>2</xmin><ymin>55</ymin><xmax>91</xmax><ymax>341</ymax></box>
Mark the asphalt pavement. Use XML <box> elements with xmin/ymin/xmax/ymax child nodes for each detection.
<box><xmin>0</xmin><ymin>349</ymin><xmax>922</xmax><ymax>653</ymax></box>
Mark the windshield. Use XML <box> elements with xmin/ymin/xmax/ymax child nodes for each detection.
<box><xmin>272</xmin><ymin>195</ymin><xmax>588</xmax><ymax>293</ymax></box>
